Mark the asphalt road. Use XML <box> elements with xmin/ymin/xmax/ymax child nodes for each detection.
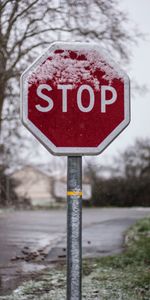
<box><xmin>0</xmin><ymin>207</ymin><xmax>150</xmax><ymax>263</ymax></box>
<box><xmin>0</xmin><ymin>207</ymin><xmax>150</xmax><ymax>295</ymax></box>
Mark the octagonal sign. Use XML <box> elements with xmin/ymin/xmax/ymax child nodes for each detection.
<box><xmin>21</xmin><ymin>42</ymin><xmax>130</xmax><ymax>155</ymax></box>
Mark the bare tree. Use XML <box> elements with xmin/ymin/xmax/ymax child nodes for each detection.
<box><xmin>0</xmin><ymin>0</ymin><xmax>140</xmax><ymax>173</ymax></box>
<box><xmin>117</xmin><ymin>139</ymin><xmax>150</xmax><ymax>179</ymax></box>
<box><xmin>84</xmin><ymin>138</ymin><xmax>150</xmax><ymax>207</ymax></box>
<box><xmin>0</xmin><ymin>0</ymin><xmax>138</xmax><ymax>129</ymax></box>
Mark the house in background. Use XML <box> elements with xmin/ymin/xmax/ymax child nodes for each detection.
<box><xmin>11</xmin><ymin>165</ymin><xmax>55</xmax><ymax>207</ymax></box>
<box><xmin>11</xmin><ymin>165</ymin><xmax>92</xmax><ymax>207</ymax></box>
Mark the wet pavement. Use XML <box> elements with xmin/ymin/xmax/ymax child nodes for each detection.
<box><xmin>0</xmin><ymin>207</ymin><xmax>150</xmax><ymax>295</ymax></box>
<box><xmin>0</xmin><ymin>261</ymin><xmax>47</xmax><ymax>296</ymax></box>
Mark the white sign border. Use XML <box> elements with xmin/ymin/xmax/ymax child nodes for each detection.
<box><xmin>20</xmin><ymin>41</ymin><xmax>130</xmax><ymax>156</ymax></box>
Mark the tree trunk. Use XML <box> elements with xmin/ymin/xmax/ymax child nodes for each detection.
<box><xmin>0</xmin><ymin>94</ymin><xmax>4</xmax><ymax>135</ymax></box>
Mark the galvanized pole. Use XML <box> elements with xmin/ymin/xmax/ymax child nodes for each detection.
<box><xmin>67</xmin><ymin>156</ymin><xmax>82</xmax><ymax>300</ymax></box>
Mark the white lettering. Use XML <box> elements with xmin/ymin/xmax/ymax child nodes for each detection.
<box><xmin>36</xmin><ymin>84</ymin><xmax>53</xmax><ymax>112</ymax></box>
<box><xmin>35</xmin><ymin>84</ymin><xmax>117</xmax><ymax>113</ymax></box>
<box><xmin>77</xmin><ymin>84</ymin><xmax>95</xmax><ymax>112</ymax></box>
<box><xmin>58</xmin><ymin>84</ymin><xmax>73</xmax><ymax>112</ymax></box>
<box><xmin>101</xmin><ymin>86</ymin><xmax>117</xmax><ymax>113</ymax></box>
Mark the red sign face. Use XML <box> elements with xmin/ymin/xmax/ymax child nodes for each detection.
<box><xmin>21</xmin><ymin>42</ymin><xmax>130</xmax><ymax>155</ymax></box>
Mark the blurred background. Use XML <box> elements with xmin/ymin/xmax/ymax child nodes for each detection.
<box><xmin>0</xmin><ymin>0</ymin><xmax>150</xmax><ymax>208</ymax></box>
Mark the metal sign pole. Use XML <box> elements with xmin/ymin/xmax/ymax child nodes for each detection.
<box><xmin>67</xmin><ymin>156</ymin><xmax>82</xmax><ymax>300</ymax></box>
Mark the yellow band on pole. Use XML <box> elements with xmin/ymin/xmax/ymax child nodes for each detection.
<box><xmin>67</xmin><ymin>191</ymin><xmax>82</xmax><ymax>196</ymax></box>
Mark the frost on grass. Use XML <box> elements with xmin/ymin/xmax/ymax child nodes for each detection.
<box><xmin>1</xmin><ymin>265</ymin><xmax>148</xmax><ymax>300</ymax></box>
<box><xmin>28</xmin><ymin>49</ymin><xmax>123</xmax><ymax>89</ymax></box>
<box><xmin>0</xmin><ymin>270</ymin><xmax>66</xmax><ymax>300</ymax></box>
<box><xmin>0</xmin><ymin>218</ymin><xmax>149</xmax><ymax>300</ymax></box>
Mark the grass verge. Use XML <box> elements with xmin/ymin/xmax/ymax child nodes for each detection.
<box><xmin>0</xmin><ymin>217</ymin><xmax>150</xmax><ymax>300</ymax></box>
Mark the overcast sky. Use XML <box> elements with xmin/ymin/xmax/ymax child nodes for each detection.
<box><xmin>93</xmin><ymin>0</ymin><xmax>150</xmax><ymax>165</ymax></box>
<box><xmin>25</xmin><ymin>0</ymin><xmax>150</xmax><ymax>167</ymax></box>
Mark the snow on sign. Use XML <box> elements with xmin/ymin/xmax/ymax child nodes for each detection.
<box><xmin>21</xmin><ymin>42</ymin><xmax>130</xmax><ymax>155</ymax></box>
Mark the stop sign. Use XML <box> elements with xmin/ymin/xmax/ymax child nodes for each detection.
<box><xmin>21</xmin><ymin>42</ymin><xmax>130</xmax><ymax>155</ymax></box>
